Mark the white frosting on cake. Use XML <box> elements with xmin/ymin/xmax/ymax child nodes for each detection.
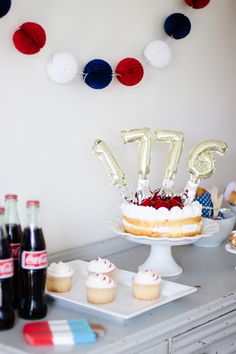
<box><xmin>123</xmin><ymin>220</ymin><xmax>201</xmax><ymax>234</ymax></box>
<box><xmin>121</xmin><ymin>201</ymin><xmax>202</xmax><ymax>221</ymax></box>
<box><xmin>88</xmin><ymin>257</ymin><xmax>116</xmax><ymax>273</ymax></box>
<box><xmin>134</xmin><ymin>270</ymin><xmax>161</xmax><ymax>285</ymax></box>
<box><xmin>86</xmin><ymin>273</ymin><xmax>115</xmax><ymax>289</ymax></box>
<box><xmin>47</xmin><ymin>262</ymin><xmax>73</xmax><ymax>278</ymax></box>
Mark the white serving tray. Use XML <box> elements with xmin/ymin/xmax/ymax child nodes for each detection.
<box><xmin>46</xmin><ymin>260</ymin><xmax>197</xmax><ymax>320</ymax></box>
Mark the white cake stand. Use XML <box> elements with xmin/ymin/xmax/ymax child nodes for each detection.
<box><xmin>108</xmin><ymin>219</ymin><xmax>219</xmax><ymax>277</ymax></box>
<box><xmin>225</xmin><ymin>243</ymin><xmax>236</xmax><ymax>270</ymax></box>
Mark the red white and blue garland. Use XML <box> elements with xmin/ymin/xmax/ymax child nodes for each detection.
<box><xmin>1</xmin><ymin>0</ymin><xmax>211</xmax><ymax>89</ymax></box>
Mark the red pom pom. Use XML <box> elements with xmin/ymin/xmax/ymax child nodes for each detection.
<box><xmin>115</xmin><ymin>58</ymin><xmax>144</xmax><ymax>86</ymax></box>
<box><xmin>13</xmin><ymin>22</ymin><xmax>46</xmax><ymax>55</ymax></box>
<box><xmin>184</xmin><ymin>0</ymin><xmax>210</xmax><ymax>9</ymax></box>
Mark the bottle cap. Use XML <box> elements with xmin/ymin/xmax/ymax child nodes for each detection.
<box><xmin>5</xmin><ymin>194</ymin><xmax>18</xmax><ymax>200</ymax></box>
<box><xmin>0</xmin><ymin>207</ymin><xmax>5</xmax><ymax>214</ymax></box>
<box><xmin>26</xmin><ymin>200</ymin><xmax>40</xmax><ymax>207</ymax></box>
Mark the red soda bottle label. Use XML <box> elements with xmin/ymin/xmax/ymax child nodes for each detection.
<box><xmin>0</xmin><ymin>258</ymin><xmax>14</xmax><ymax>279</ymax></box>
<box><xmin>11</xmin><ymin>243</ymin><xmax>21</xmax><ymax>260</ymax></box>
<box><xmin>21</xmin><ymin>250</ymin><xmax>48</xmax><ymax>270</ymax></box>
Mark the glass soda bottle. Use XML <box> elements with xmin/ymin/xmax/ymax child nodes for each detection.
<box><xmin>19</xmin><ymin>200</ymin><xmax>48</xmax><ymax>319</ymax></box>
<box><xmin>0</xmin><ymin>207</ymin><xmax>15</xmax><ymax>330</ymax></box>
<box><xmin>4</xmin><ymin>194</ymin><xmax>23</xmax><ymax>308</ymax></box>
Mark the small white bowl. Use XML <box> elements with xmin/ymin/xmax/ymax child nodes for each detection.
<box><xmin>194</xmin><ymin>209</ymin><xmax>236</xmax><ymax>248</ymax></box>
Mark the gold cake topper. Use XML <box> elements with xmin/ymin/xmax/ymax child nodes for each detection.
<box><xmin>92</xmin><ymin>128</ymin><xmax>228</xmax><ymax>205</ymax></box>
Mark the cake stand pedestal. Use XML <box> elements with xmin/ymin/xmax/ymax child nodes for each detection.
<box><xmin>108</xmin><ymin>219</ymin><xmax>219</xmax><ymax>277</ymax></box>
<box><xmin>225</xmin><ymin>243</ymin><xmax>236</xmax><ymax>270</ymax></box>
<box><xmin>137</xmin><ymin>243</ymin><xmax>182</xmax><ymax>276</ymax></box>
<box><xmin>115</xmin><ymin>236</ymin><xmax>204</xmax><ymax>277</ymax></box>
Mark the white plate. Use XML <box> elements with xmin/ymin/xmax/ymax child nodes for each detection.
<box><xmin>107</xmin><ymin>218</ymin><xmax>219</xmax><ymax>246</ymax></box>
<box><xmin>46</xmin><ymin>260</ymin><xmax>197</xmax><ymax>320</ymax></box>
<box><xmin>225</xmin><ymin>243</ymin><xmax>236</xmax><ymax>255</ymax></box>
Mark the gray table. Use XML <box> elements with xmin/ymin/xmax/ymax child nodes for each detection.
<box><xmin>1</xmin><ymin>238</ymin><xmax>236</xmax><ymax>354</ymax></box>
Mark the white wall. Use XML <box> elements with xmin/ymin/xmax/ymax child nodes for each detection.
<box><xmin>0</xmin><ymin>0</ymin><xmax>235</xmax><ymax>253</ymax></box>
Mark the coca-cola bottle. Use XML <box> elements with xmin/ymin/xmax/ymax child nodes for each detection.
<box><xmin>5</xmin><ymin>194</ymin><xmax>23</xmax><ymax>308</ymax></box>
<box><xmin>0</xmin><ymin>207</ymin><xmax>15</xmax><ymax>330</ymax></box>
<box><xmin>19</xmin><ymin>200</ymin><xmax>47</xmax><ymax>319</ymax></box>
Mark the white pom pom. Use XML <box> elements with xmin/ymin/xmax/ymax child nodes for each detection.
<box><xmin>46</xmin><ymin>52</ymin><xmax>78</xmax><ymax>84</ymax></box>
<box><xmin>144</xmin><ymin>40</ymin><xmax>172</xmax><ymax>69</ymax></box>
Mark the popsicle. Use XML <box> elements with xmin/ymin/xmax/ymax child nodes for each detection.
<box><xmin>23</xmin><ymin>319</ymin><xmax>97</xmax><ymax>346</ymax></box>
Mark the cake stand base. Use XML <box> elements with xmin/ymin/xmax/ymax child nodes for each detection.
<box><xmin>138</xmin><ymin>244</ymin><xmax>183</xmax><ymax>277</ymax></box>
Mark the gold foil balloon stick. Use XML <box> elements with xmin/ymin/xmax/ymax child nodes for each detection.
<box><xmin>92</xmin><ymin>139</ymin><xmax>132</xmax><ymax>200</ymax></box>
<box><xmin>154</xmin><ymin>129</ymin><xmax>184</xmax><ymax>195</ymax></box>
<box><xmin>183</xmin><ymin>140</ymin><xmax>228</xmax><ymax>204</ymax></box>
<box><xmin>120</xmin><ymin>128</ymin><xmax>152</xmax><ymax>203</ymax></box>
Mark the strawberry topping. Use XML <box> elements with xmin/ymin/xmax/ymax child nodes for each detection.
<box><xmin>137</xmin><ymin>193</ymin><xmax>183</xmax><ymax>210</ymax></box>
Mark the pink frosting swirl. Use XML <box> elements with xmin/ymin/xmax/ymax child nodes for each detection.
<box><xmin>134</xmin><ymin>269</ymin><xmax>161</xmax><ymax>285</ymax></box>
<box><xmin>86</xmin><ymin>273</ymin><xmax>115</xmax><ymax>288</ymax></box>
<box><xmin>88</xmin><ymin>257</ymin><xmax>116</xmax><ymax>273</ymax></box>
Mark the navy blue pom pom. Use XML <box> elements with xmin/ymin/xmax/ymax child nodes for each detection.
<box><xmin>164</xmin><ymin>13</ymin><xmax>191</xmax><ymax>40</ymax></box>
<box><xmin>0</xmin><ymin>0</ymin><xmax>11</xmax><ymax>18</ymax></box>
<box><xmin>83</xmin><ymin>59</ymin><xmax>113</xmax><ymax>89</ymax></box>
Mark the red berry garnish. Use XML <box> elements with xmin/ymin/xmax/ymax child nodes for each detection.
<box><xmin>153</xmin><ymin>199</ymin><xmax>170</xmax><ymax>210</ymax></box>
<box><xmin>168</xmin><ymin>196</ymin><xmax>184</xmax><ymax>209</ymax></box>
<box><xmin>140</xmin><ymin>198</ymin><xmax>152</xmax><ymax>207</ymax></box>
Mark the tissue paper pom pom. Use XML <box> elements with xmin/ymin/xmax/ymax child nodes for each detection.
<box><xmin>0</xmin><ymin>0</ymin><xmax>11</xmax><ymax>18</ymax></box>
<box><xmin>83</xmin><ymin>59</ymin><xmax>112</xmax><ymax>89</ymax></box>
<box><xmin>164</xmin><ymin>13</ymin><xmax>191</xmax><ymax>40</ymax></box>
<box><xmin>13</xmin><ymin>22</ymin><xmax>46</xmax><ymax>55</ymax></box>
<box><xmin>185</xmin><ymin>0</ymin><xmax>210</xmax><ymax>9</ymax></box>
<box><xmin>144</xmin><ymin>40</ymin><xmax>172</xmax><ymax>68</ymax></box>
<box><xmin>47</xmin><ymin>52</ymin><xmax>78</xmax><ymax>84</ymax></box>
<box><xmin>115</xmin><ymin>58</ymin><xmax>144</xmax><ymax>86</ymax></box>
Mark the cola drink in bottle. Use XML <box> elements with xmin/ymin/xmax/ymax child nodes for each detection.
<box><xmin>5</xmin><ymin>194</ymin><xmax>23</xmax><ymax>308</ymax></box>
<box><xmin>19</xmin><ymin>200</ymin><xmax>48</xmax><ymax>319</ymax></box>
<box><xmin>0</xmin><ymin>207</ymin><xmax>15</xmax><ymax>330</ymax></box>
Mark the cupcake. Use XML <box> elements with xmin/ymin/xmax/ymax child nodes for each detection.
<box><xmin>196</xmin><ymin>187</ymin><xmax>207</xmax><ymax>198</ymax></box>
<box><xmin>229</xmin><ymin>231</ymin><xmax>236</xmax><ymax>248</ymax></box>
<box><xmin>87</xmin><ymin>257</ymin><xmax>116</xmax><ymax>279</ymax></box>
<box><xmin>86</xmin><ymin>273</ymin><xmax>116</xmax><ymax>304</ymax></box>
<box><xmin>229</xmin><ymin>191</ymin><xmax>236</xmax><ymax>206</ymax></box>
<box><xmin>224</xmin><ymin>181</ymin><xmax>236</xmax><ymax>206</ymax></box>
<box><xmin>133</xmin><ymin>269</ymin><xmax>161</xmax><ymax>301</ymax></box>
<box><xmin>46</xmin><ymin>262</ymin><xmax>73</xmax><ymax>292</ymax></box>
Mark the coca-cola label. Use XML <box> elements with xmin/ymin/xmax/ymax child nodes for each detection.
<box><xmin>0</xmin><ymin>258</ymin><xmax>14</xmax><ymax>279</ymax></box>
<box><xmin>21</xmin><ymin>250</ymin><xmax>48</xmax><ymax>270</ymax></box>
<box><xmin>11</xmin><ymin>243</ymin><xmax>20</xmax><ymax>260</ymax></box>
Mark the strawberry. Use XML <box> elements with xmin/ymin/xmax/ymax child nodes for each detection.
<box><xmin>140</xmin><ymin>198</ymin><xmax>152</xmax><ymax>207</ymax></box>
<box><xmin>153</xmin><ymin>199</ymin><xmax>170</xmax><ymax>210</ymax></box>
<box><xmin>168</xmin><ymin>196</ymin><xmax>184</xmax><ymax>209</ymax></box>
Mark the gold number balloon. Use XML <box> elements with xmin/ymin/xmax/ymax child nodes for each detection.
<box><xmin>120</xmin><ymin>128</ymin><xmax>151</xmax><ymax>202</ymax></box>
<box><xmin>154</xmin><ymin>129</ymin><xmax>184</xmax><ymax>195</ymax></box>
<box><xmin>184</xmin><ymin>140</ymin><xmax>228</xmax><ymax>204</ymax></box>
<box><xmin>92</xmin><ymin>139</ymin><xmax>132</xmax><ymax>200</ymax></box>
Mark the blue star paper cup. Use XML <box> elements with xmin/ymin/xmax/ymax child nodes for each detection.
<box><xmin>195</xmin><ymin>191</ymin><xmax>223</xmax><ymax>219</ymax></box>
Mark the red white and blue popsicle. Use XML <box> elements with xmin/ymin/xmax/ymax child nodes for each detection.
<box><xmin>23</xmin><ymin>319</ymin><xmax>97</xmax><ymax>346</ymax></box>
